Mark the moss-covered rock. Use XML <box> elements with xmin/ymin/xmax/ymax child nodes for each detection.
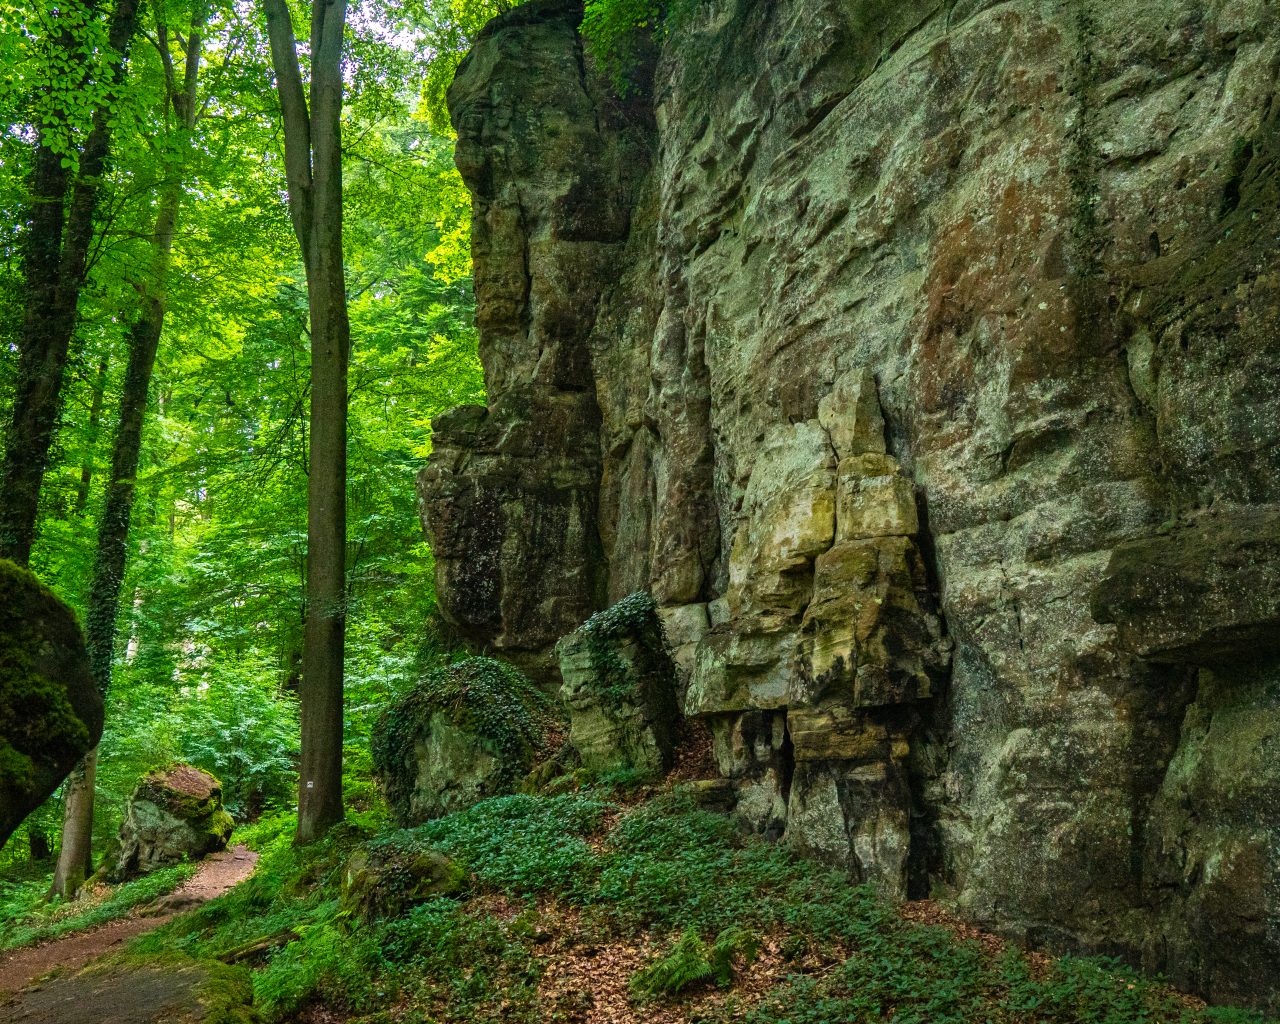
<box><xmin>114</xmin><ymin>764</ymin><xmax>234</xmax><ymax>878</ymax></box>
<box><xmin>556</xmin><ymin>592</ymin><xmax>680</xmax><ymax>777</ymax></box>
<box><xmin>341</xmin><ymin>844</ymin><xmax>468</xmax><ymax>920</ymax></box>
<box><xmin>0</xmin><ymin>558</ymin><xmax>100</xmax><ymax>846</ymax></box>
<box><xmin>371</xmin><ymin>657</ymin><xmax>555</xmax><ymax>823</ymax></box>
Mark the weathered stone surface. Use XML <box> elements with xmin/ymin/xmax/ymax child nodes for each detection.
<box><xmin>1092</xmin><ymin>505</ymin><xmax>1280</xmax><ymax>664</ymax></box>
<box><xmin>114</xmin><ymin>765</ymin><xmax>233</xmax><ymax>878</ymax></box>
<box><xmin>557</xmin><ymin>593</ymin><xmax>679</xmax><ymax>777</ymax></box>
<box><xmin>0</xmin><ymin>560</ymin><xmax>100</xmax><ymax>847</ymax></box>
<box><xmin>819</xmin><ymin>367</ymin><xmax>886</xmax><ymax>460</ymax></box>
<box><xmin>425</xmin><ymin>0</ymin><xmax>1280</xmax><ymax>1008</ymax></box>
<box><xmin>342</xmin><ymin>845</ymin><xmax>468</xmax><ymax>920</ymax></box>
<box><xmin>372</xmin><ymin>657</ymin><xmax>552</xmax><ymax>823</ymax></box>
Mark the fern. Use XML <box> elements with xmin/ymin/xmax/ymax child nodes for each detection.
<box><xmin>629</xmin><ymin>924</ymin><xmax>759</xmax><ymax>1002</ymax></box>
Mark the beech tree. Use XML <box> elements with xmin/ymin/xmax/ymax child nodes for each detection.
<box><xmin>0</xmin><ymin>0</ymin><xmax>139</xmax><ymax>565</ymax></box>
<box><xmin>262</xmin><ymin>0</ymin><xmax>351</xmax><ymax>844</ymax></box>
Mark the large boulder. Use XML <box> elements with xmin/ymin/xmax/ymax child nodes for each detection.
<box><xmin>341</xmin><ymin>843</ymin><xmax>468</xmax><ymax>920</ymax></box>
<box><xmin>0</xmin><ymin>559</ymin><xmax>101</xmax><ymax>847</ymax></box>
<box><xmin>114</xmin><ymin>764</ymin><xmax>234</xmax><ymax>877</ymax></box>
<box><xmin>372</xmin><ymin>657</ymin><xmax>553</xmax><ymax>823</ymax></box>
<box><xmin>557</xmin><ymin>592</ymin><xmax>680</xmax><ymax>778</ymax></box>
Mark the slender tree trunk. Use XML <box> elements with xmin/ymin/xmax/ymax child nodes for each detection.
<box><xmin>48</xmin><ymin>19</ymin><xmax>202</xmax><ymax>899</ymax></box>
<box><xmin>75</xmin><ymin>355</ymin><xmax>111</xmax><ymax>514</ymax></box>
<box><xmin>0</xmin><ymin>0</ymin><xmax>140</xmax><ymax>565</ymax></box>
<box><xmin>48</xmin><ymin>747</ymin><xmax>97</xmax><ymax>897</ymax></box>
<box><xmin>263</xmin><ymin>0</ymin><xmax>349</xmax><ymax>845</ymax></box>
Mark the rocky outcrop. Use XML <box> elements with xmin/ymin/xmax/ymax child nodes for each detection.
<box><xmin>0</xmin><ymin>559</ymin><xmax>101</xmax><ymax>847</ymax></box>
<box><xmin>557</xmin><ymin>592</ymin><xmax>680</xmax><ymax>777</ymax></box>
<box><xmin>114</xmin><ymin>765</ymin><xmax>233</xmax><ymax>877</ymax></box>
<box><xmin>372</xmin><ymin>657</ymin><xmax>553</xmax><ymax>823</ymax></box>
<box><xmin>421</xmin><ymin>0</ymin><xmax>1280</xmax><ymax>1010</ymax></box>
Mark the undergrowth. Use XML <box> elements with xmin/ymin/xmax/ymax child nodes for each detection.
<box><xmin>0</xmin><ymin>860</ymin><xmax>197</xmax><ymax>950</ymax></box>
<box><xmin>124</xmin><ymin>791</ymin><xmax>1279</xmax><ymax>1024</ymax></box>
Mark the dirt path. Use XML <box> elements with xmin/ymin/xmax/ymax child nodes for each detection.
<box><xmin>0</xmin><ymin>845</ymin><xmax>258</xmax><ymax>1007</ymax></box>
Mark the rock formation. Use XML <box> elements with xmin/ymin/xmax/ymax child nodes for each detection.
<box><xmin>0</xmin><ymin>559</ymin><xmax>101</xmax><ymax>847</ymax></box>
<box><xmin>372</xmin><ymin>657</ymin><xmax>553</xmax><ymax>822</ymax></box>
<box><xmin>419</xmin><ymin>0</ymin><xmax>1280</xmax><ymax>1010</ymax></box>
<box><xmin>114</xmin><ymin>764</ymin><xmax>234</xmax><ymax>877</ymax></box>
<box><xmin>557</xmin><ymin>592</ymin><xmax>680</xmax><ymax>777</ymax></box>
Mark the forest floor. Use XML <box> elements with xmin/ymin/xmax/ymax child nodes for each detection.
<box><xmin>0</xmin><ymin>845</ymin><xmax>258</xmax><ymax>1021</ymax></box>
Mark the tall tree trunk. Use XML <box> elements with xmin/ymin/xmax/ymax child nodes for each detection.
<box><xmin>48</xmin><ymin>748</ymin><xmax>97</xmax><ymax>897</ymax></box>
<box><xmin>75</xmin><ymin>354</ymin><xmax>112</xmax><ymax>515</ymax></box>
<box><xmin>263</xmin><ymin>0</ymin><xmax>349</xmax><ymax>845</ymax></box>
<box><xmin>48</xmin><ymin>18</ymin><xmax>202</xmax><ymax>899</ymax></box>
<box><xmin>0</xmin><ymin>0</ymin><xmax>140</xmax><ymax>565</ymax></box>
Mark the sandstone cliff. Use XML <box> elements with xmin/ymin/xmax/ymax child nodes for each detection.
<box><xmin>419</xmin><ymin>0</ymin><xmax>1280</xmax><ymax>1009</ymax></box>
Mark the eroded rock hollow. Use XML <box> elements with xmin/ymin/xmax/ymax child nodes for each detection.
<box><xmin>419</xmin><ymin>0</ymin><xmax>1280</xmax><ymax>1009</ymax></box>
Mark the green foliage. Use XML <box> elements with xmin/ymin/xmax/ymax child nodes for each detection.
<box><xmin>565</xmin><ymin>590</ymin><xmax>665</xmax><ymax>704</ymax></box>
<box><xmin>119</xmin><ymin>794</ymin><xmax>1279</xmax><ymax>1024</ymax></box>
<box><xmin>414</xmin><ymin>0</ymin><xmax>521</xmax><ymax>136</ymax></box>
<box><xmin>382</xmin><ymin>793</ymin><xmax>608</xmax><ymax>896</ymax></box>
<box><xmin>172</xmin><ymin>659</ymin><xmax>300</xmax><ymax>818</ymax></box>
<box><xmin>0</xmin><ymin>862</ymin><xmax>196</xmax><ymax>950</ymax></box>
<box><xmin>372</xmin><ymin>657</ymin><xmax>555</xmax><ymax>820</ymax></box>
<box><xmin>580</xmin><ymin>0</ymin><xmax>695</xmax><ymax>95</ymax></box>
<box><xmin>629</xmin><ymin>925</ymin><xmax>759</xmax><ymax>1001</ymax></box>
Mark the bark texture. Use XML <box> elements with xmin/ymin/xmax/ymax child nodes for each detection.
<box><xmin>263</xmin><ymin>0</ymin><xmax>350</xmax><ymax>844</ymax></box>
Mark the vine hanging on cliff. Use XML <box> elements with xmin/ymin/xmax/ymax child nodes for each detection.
<box><xmin>580</xmin><ymin>0</ymin><xmax>696</xmax><ymax>95</ymax></box>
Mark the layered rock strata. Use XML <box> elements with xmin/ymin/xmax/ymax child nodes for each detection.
<box><xmin>420</xmin><ymin>0</ymin><xmax>1280</xmax><ymax>1009</ymax></box>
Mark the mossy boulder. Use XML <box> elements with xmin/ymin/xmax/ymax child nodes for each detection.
<box><xmin>372</xmin><ymin>657</ymin><xmax>554</xmax><ymax>823</ymax></box>
<box><xmin>0</xmin><ymin>559</ymin><xmax>101</xmax><ymax>847</ymax></box>
<box><xmin>556</xmin><ymin>592</ymin><xmax>680</xmax><ymax>777</ymax></box>
<box><xmin>114</xmin><ymin>764</ymin><xmax>234</xmax><ymax>878</ymax></box>
<box><xmin>341</xmin><ymin>843</ymin><xmax>468</xmax><ymax>920</ymax></box>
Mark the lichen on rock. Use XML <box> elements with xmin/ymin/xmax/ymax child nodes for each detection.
<box><xmin>421</xmin><ymin>0</ymin><xmax>1280</xmax><ymax>1010</ymax></box>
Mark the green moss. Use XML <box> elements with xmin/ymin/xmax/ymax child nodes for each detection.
<box><xmin>372</xmin><ymin>657</ymin><xmax>555</xmax><ymax>822</ymax></box>
<box><xmin>136</xmin><ymin>764</ymin><xmax>226</xmax><ymax>822</ymax></box>
<box><xmin>0</xmin><ymin>559</ymin><xmax>91</xmax><ymax>792</ymax></box>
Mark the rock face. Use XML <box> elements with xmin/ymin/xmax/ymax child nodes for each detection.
<box><xmin>115</xmin><ymin>765</ymin><xmax>234</xmax><ymax>877</ymax></box>
<box><xmin>0</xmin><ymin>559</ymin><xmax>101</xmax><ymax>847</ymax></box>
<box><xmin>557</xmin><ymin>592</ymin><xmax>680</xmax><ymax>777</ymax></box>
<box><xmin>421</xmin><ymin>0</ymin><xmax>1280</xmax><ymax>1010</ymax></box>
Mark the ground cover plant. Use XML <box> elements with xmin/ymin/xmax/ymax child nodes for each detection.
<box><xmin>123</xmin><ymin>788</ymin><xmax>1280</xmax><ymax>1024</ymax></box>
<box><xmin>0</xmin><ymin>862</ymin><xmax>196</xmax><ymax>950</ymax></box>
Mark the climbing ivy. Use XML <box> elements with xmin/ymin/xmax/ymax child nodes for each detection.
<box><xmin>372</xmin><ymin>657</ymin><xmax>555</xmax><ymax>820</ymax></box>
<box><xmin>565</xmin><ymin>591</ymin><xmax>668</xmax><ymax>706</ymax></box>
